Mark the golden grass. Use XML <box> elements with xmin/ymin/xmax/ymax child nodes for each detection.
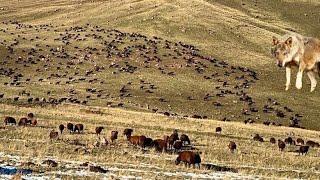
<box><xmin>0</xmin><ymin>103</ymin><xmax>319</xmax><ymax>178</ymax></box>
<box><xmin>0</xmin><ymin>0</ymin><xmax>320</xmax><ymax>178</ymax></box>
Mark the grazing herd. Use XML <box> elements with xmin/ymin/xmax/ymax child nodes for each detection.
<box><xmin>4</xmin><ymin>113</ymin><xmax>37</xmax><ymax>126</ymax></box>
<box><xmin>62</xmin><ymin>123</ymin><xmax>84</xmax><ymax>133</ymax></box>
<box><xmin>3</xmin><ymin>113</ymin><xmax>319</xmax><ymax>171</ymax></box>
<box><xmin>0</xmin><ymin>20</ymin><xmax>307</xmax><ymax>129</ymax></box>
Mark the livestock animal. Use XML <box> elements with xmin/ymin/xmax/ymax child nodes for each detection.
<box><xmin>175</xmin><ymin>151</ymin><xmax>201</xmax><ymax>168</ymax></box>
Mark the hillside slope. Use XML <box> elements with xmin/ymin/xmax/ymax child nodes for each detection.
<box><xmin>0</xmin><ymin>0</ymin><xmax>319</xmax><ymax>129</ymax></box>
<box><xmin>0</xmin><ymin>0</ymin><xmax>320</xmax><ymax>179</ymax></box>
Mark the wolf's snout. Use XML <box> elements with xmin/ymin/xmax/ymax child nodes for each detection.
<box><xmin>277</xmin><ymin>61</ymin><xmax>283</xmax><ymax>67</ymax></box>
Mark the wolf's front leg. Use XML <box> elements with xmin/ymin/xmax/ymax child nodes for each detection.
<box><xmin>296</xmin><ymin>68</ymin><xmax>304</xmax><ymax>90</ymax></box>
<box><xmin>285</xmin><ymin>67</ymin><xmax>291</xmax><ymax>91</ymax></box>
<box><xmin>307</xmin><ymin>71</ymin><xmax>317</xmax><ymax>92</ymax></box>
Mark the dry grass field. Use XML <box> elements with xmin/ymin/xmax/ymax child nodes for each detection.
<box><xmin>0</xmin><ymin>0</ymin><xmax>320</xmax><ymax>179</ymax></box>
<box><xmin>0</xmin><ymin>103</ymin><xmax>320</xmax><ymax>179</ymax></box>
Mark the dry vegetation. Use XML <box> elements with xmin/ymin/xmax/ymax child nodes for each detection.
<box><xmin>1</xmin><ymin>104</ymin><xmax>320</xmax><ymax>179</ymax></box>
<box><xmin>0</xmin><ymin>0</ymin><xmax>320</xmax><ymax>179</ymax></box>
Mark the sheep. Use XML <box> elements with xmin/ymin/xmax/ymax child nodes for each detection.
<box><xmin>111</xmin><ymin>131</ymin><xmax>118</xmax><ymax>143</ymax></box>
<box><xmin>228</xmin><ymin>141</ymin><xmax>237</xmax><ymax>153</ymax></box>
<box><xmin>180</xmin><ymin>134</ymin><xmax>190</xmax><ymax>145</ymax></box>
<box><xmin>67</xmin><ymin>123</ymin><xmax>74</xmax><ymax>133</ymax></box>
<box><xmin>278</xmin><ymin>139</ymin><xmax>286</xmax><ymax>151</ymax></box>
<box><xmin>59</xmin><ymin>124</ymin><xmax>65</xmax><ymax>134</ymax></box>
<box><xmin>95</xmin><ymin>126</ymin><xmax>104</xmax><ymax>135</ymax></box>
<box><xmin>175</xmin><ymin>151</ymin><xmax>201</xmax><ymax>168</ymax></box>
<box><xmin>4</xmin><ymin>116</ymin><xmax>16</xmax><ymax>125</ymax></box>
<box><xmin>74</xmin><ymin>124</ymin><xmax>84</xmax><ymax>133</ymax></box>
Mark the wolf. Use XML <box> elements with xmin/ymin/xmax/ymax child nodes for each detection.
<box><xmin>271</xmin><ymin>33</ymin><xmax>320</xmax><ymax>92</ymax></box>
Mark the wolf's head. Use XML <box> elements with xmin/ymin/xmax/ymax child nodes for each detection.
<box><xmin>271</xmin><ymin>36</ymin><xmax>293</xmax><ymax>67</ymax></box>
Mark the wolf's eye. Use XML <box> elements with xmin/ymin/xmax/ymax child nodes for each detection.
<box><xmin>271</xmin><ymin>49</ymin><xmax>278</xmax><ymax>56</ymax></box>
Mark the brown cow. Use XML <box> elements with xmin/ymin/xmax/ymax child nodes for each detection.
<box><xmin>168</xmin><ymin>130</ymin><xmax>179</xmax><ymax>149</ymax></box>
<box><xmin>163</xmin><ymin>135</ymin><xmax>169</xmax><ymax>142</ymax></box>
<box><xmin>128</xmin><ymin>135</ymin><xmax>146</xmax><ymax>148</ymax></box>
<box><xmin>153</xmin><ymin>138</ymin><xmax>168</xmax><ymax>152</ymax></box>
<box><xmin>175</xmin><ymin>151</ymin><xmax>201</xmax><ymax>168</ymax></box>
<box><xmin>173</xmin><ymin>140</ymin><xmax>183</xmax><ymax>152</ymax></box>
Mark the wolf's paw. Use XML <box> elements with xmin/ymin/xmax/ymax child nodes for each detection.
<box><xmin>310</xmin><ymin>86</ymin><xmax>316</xmax><ymax>92</ymax></box>
<box><xmin>296</xmin><ymin>82</ymin><xmax>302</xmax><ymax>90</ymax></box>
<box><xmin>285</xmin><ymin>86</ymin><xmax>290</xmax><ymax>91</ymax></box>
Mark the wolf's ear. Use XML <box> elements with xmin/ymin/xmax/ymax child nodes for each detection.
<box><xmin>272</xmin><ymin>36</ymin><xmax>279</xmax><ymax>46</ymax></box>
<box><xmin>285</xmin><ymin>37</ymin><xmax>293</xmax><ymax>47</ymax></box>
